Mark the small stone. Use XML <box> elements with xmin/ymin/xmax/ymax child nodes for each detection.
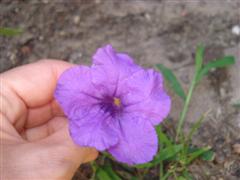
<box><xmin>233</xmin><ymin>143</ymin><xmax>240</xmax><ymax>154</ymax></box>
<box><xmin>39</xmin><ymin>36</ymin><xmax>44</xmax><ymax>41</ymax></box>
<box><xmin>59</xmin><ymin>31</ymin><xmax>66</xmax><ymax>36</ymax></box>
<box><xmin>144</xmin><ymin>13</ymin><xmax>151</xmax><ymax>21</ymax></box>
<box><xmin>73</xmin><ymin>16</ymin><xmax>80</xmax><ymax>24</ymax></box>
<box><xmin>9</xmin><ymin>53</ymin><xmax>16</xmax><ymax>63</ymax></box>
<box><xmin>232</xmin><ymin>25</ymin><xmax>240</xmax><ymax>35</ymax></box>
<box><xmin>14</xmin><ymin>8</ymin><xmax>19</xmax><ymax>13</ymax></box>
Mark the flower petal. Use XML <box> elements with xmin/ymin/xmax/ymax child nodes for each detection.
<box><xmin>69</xmin><ymin>106</ymin><xmax>119</xmax><ymax>151</ymax></box>
<box><xmin>91</xmin><ymin>45</ymin><xmax>142</xmax><ymax>96</ymax></box>
<box><xmin>54</xmin><ymin>66</ymin><xmax>102</xmax><ymax>116</ymax></box>
<box><xmin>55</xmin><ymin>66</ymin><xmax>119</xmax><ymax>150</ymax></box>
<box><xmin>121</xmin><ymin>69</ymin><xmax>171</xmax><ymax>125</ymax></box>
<box><xmin>108</xmin><ymin>114</ymin><xmax>158</xmax><ymax>165</ymax></box>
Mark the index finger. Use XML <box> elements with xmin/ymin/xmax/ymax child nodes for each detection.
<box><xmin>1</xmin><ymin>60</ymin><xmax>74</xmax><ymax>108</ymax></box>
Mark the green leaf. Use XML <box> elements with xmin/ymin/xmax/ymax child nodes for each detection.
<box><xmin>195</xmin><ymin>45</ymin><xmax>205</xmax><ymax>73</ymax></box>
<box><xmin>96</xmin><ymin>165</ymin><xmax>121</xmax><ymax>180</ymax></box>
<box><xmin>186</xmin><ymin>113</ymin><xmax>206</xmax><ymax>142</ymax></box>
<box><xmin>134</xmin><ymin>162</ymin><xmax>153</xmax><ymax>169</ymax></box>
<box><xmin>104</xmin><ymin>166</ymin><xmax>121</xmax><ymax>180</ymax></box>
<box><xmin>200</xmin><ymin>149</ymin><xmax>215</xmax><ymax>161</ymax></box>
<box><xmin>130</xmin><ymin>177</ymin><xmax>138</xmax><ymax>180</ymax></box>
<box><xmin>197</xmin><ymin>56</ymin><xmax>235</xmax><ymax>82</ymax></box>
<box><xmin>156</xmin><ymin>64</ymin><xmax>186</xmax><ymax>100</ymax></box>
<box><xmin>0</xmin><ymin>27</ymin><xmax>23</xmax><ymax>36</ymax></box>
<box><xmin>183</xmin><ymin>170</ymin><xmax>194</xmax><ymax>180</ymax></box>
<box><xmin>161</xmin><ymin>171</ymin><xmax>172</xmax><ymax>180</ymax></box>
<box><xmin>155</xmin><ymin>125</ymin><xmax>173</xmax><ymax>147</ymax></box>
<box><xmin>96</xmin><ymin>167</ymin><xmax>112</xmax><ymax>180</ymax></box>
<box><xmin>135</xmin><ymin>144</ymin><xmax>184</xmax><ymax>169</ymax></box>
<box><xmin>157</xmin><ymin>144</ymin><xmax>183</xmax><ymax>161</ymax></box>
<box><xmin>186</xmin><ymin>147</ymin><xmax>210</xmax><ymax>164</ymax></box>
<box><xmin>177</xmin><ymin>176</ymin><xmax>187</xmax><ymax>180</ymax></box>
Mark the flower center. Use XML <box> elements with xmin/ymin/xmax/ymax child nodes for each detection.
<box><xmin>99</xmin><ymin>96</ymin><xmax>122</xmax><ymax>117</ymax></box>
<box><xmin>113</xmin><ymin>97</ymin><xmax>121</xmax><ymax>107</ymax></box>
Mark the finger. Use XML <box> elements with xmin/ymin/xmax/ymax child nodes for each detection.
<box><xmin>20</xmin><ymin>116</ymin><xmax>98</xmax><ymax>179</ymax></box>
<box><xmin>25</xmin><ymin>99</ymin><xmax>64</xmax><ymax>129</ymax></box>
<box><xmin>21</xmin><ymin>116</ymin><xmax>67</xmax><ymax>142</ymax></box>
<box><xmin>1</xmin><ymin>60</ymin><xmax>74</xmax><ymax>108</ymax></box>
<box><xmin>3</xmin><ymin>140</ymin><xmax>98</xmax><ymax>180</ymax></box>
<box><xmin>40</xmin><ymin>122</ymin><xmax>98</xmax><ymax>164</ymax></box>
<box><xmin>0</xmin><ymin>83</ymin><xmax>27</xmax><ymax>132</ymax></box>
<box><xmin>22</xmin><ymin>116</ymin><xmax>98</xmax><ymax>164</ymax></box>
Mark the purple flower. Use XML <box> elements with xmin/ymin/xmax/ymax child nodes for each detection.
<box><xmin>54</xmin><ymin>45</ymin><xmax>171</xmax><ymax>165</ymax></box>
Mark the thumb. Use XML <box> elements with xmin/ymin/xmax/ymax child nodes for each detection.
<box><xmin>4</xmin><ymin>125</ymin><xmax>98</xmax><ymax>180</ymax></box>
<box><xmin>31</xmin><ymin>119</ymin><xmax>98</xmax><ymax>179</ymax></box>
<box><xmin>41</xmin><ymin>117</ymin><xmax>99</xmax><ymax>164</ymax></box>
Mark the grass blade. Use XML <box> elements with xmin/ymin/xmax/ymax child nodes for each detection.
<box><xmin>104</xmin><ymin>165</ymin><xmax>121</xmax><ymax>180</ymax></box>
<box><xmin>186</xmin><ymin>111</ymin><xmax>209</xmax><ymax>142</ymax></box>
<box><xmin>156</xmin><ymin>144</ymin><xmax>183</xmax><ymax>161</ymax></box>
<box><xmin>200</xmin><ymin>149</ymin><xmax>215</xmax><ymax>161</ymax></box>
<box><xmin>156</xmin><ymin>125</ymin><xmax>173</xmax><ymax>147</ymax></box>
<box><xmin>156</xmin><ymin>64</ymin><xmax>186</xmax><ymax>101</ymax></box>
<box><xmin>195</xmin><ymin>45</ymin><xmax>205</xmax><ymax>73</ymax></box>
<box><xmin>96</xmin><ymin>165</ymin><xmax>121</xmax><ymax>180</ymax></box>
<box><xmin>96</xmin><ymin>167</ymin><xmax>112</xmax><ymax>180</ymax></box>
<box><xmin>186</xmin><ymin>147</ymin><xmax>210</xmax><ymax>164</ymax></box>
<box><xmin>177</xmin><ymin>176</ymin><xmax>187</xmax><ymax>180</ymax></box>
<box><xmin>134</xmin><ymin>161</ymin><xmax>153</xmax><ymax>169</ymax></box>
<box><xmin>0</xmin><ymin>27</ymin><xmax>23</xmax><ymax>36</ymax></box>
<box><xmin>197</xmin><ymin>56</ymin><xmax>235</xmax><ymax>82</ymax></box>
<box><xmin>135</xmin><ymin>144</ymin><xmax>183</xmax><ymax>169</ymax></box>
<box><xmin>183</xmin><ymin>170</ymin><xmax>194</xmax><ymax>180</ymax></box>
<box><xmin>161</xmin><ymin>171</ymin><xmax>172</xmax><ymax>180</ymax></box>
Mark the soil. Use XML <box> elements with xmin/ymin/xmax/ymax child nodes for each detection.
<box><xmin>0</xmin><ymin>0</ymin><xmax>239</xmax><ymax>179</ymax></box>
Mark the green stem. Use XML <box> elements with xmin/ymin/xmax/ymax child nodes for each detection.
<box><xmin>159</xmin><ymin>161</ymin><xmax>163</xmax><ymax>180</ymax></box>
<box><xmin>176</xmin><ymin>45</ymin><xmax>204</xmax><ymax>141</ymax></box>
<box><xmin>90</xmin><ymin>161</ymin><xmax>97</xmax><ymax>180</ymax></box>
<box><xmin>176</xmin><ymin>77</ymin><xmax>197</xmax><ymax>141</ymax></box>
<box><xmin>161</xmin><ymin>170</ymin><xmax>172</xmax><ymax>180</ymax></box>
<box><xmin>141</xmin><ymin>169</ymin><xmax>149</xmax><ymax>180</ymax></box>
<box><xmin>159</xmin><ymin>125</ymin><xmax>164</xmax><ymax>180</ymax></box>
<box><xmin>173</xmin><ymin>171</ymin><xmax>178</xmax><ymax>180</ymax></box>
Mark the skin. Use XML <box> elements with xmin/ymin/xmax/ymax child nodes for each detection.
<box><xmin>0</xmin><ymin>60</ymin><xmax>98</xmax><ymax>180</ymax></box>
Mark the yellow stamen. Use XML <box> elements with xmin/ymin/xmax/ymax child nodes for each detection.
<box><xmin>114</xmin><ymin>97</ymin><xmax>121</xmax><ymax>107</ymax></box>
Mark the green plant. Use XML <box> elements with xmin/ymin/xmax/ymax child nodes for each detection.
<box><xmin>90</xmin><ymin>45</ymin><xmax>235</xmax><ymax>180</ymax></box>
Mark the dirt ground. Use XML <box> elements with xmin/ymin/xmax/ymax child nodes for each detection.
<box><xmin>0</xmin><ymin>0</ymin><xmax>240</xmax><ymax>179</ymax></box>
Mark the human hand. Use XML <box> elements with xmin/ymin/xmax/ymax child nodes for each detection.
<box><xmin>0</xmin><ymin>60</ymin><xmax>98</xmax><ymax>180</ymax></box>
